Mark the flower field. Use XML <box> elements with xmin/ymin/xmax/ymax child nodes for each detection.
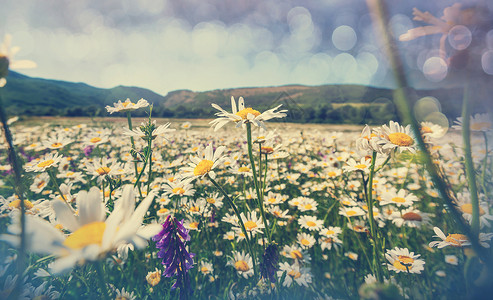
<box><xmin>1</xmin><ymin>1</ymin><xmax>493</xmax><ymax>299</ymax></box>
<box><xmin>0</xmin><ymin>98</ymin><xmax>492</xmax><ymax>299</ymax></box>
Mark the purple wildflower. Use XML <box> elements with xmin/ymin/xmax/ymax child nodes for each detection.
<box><xmin>153</xmin><ymin>215</ymin><xmax>195</xmax><ymax>299</ymax></box>
<box><xmin>83</xmin><ymin>145</ymin><xmax>93</xmax><ymax>157</ymax></box>
<box><xmin>260</xmin><ymin>242</ymin><xmax>279</xmax><ymax>283</ymax></box>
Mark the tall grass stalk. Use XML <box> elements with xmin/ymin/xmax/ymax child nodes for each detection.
<box><xmin>366</xmin><ymin>0</ymin><xmax>491</xmax><ymax>267</ymax></box>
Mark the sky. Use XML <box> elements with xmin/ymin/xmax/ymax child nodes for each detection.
<box><xmin>1</xmin><ymin>0</ymin><xmax>492</xmax><ymax>96</ymax></box>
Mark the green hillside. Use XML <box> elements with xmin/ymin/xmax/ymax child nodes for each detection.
<box><xmin>0</xmin><ymin>71</ymin><xmax>473</xmax><ymax>124</ymax></box>
<box><xmin>2</xmin><ymin>72</ymin><xmax>165</xmax><ymax>116</ymax></box>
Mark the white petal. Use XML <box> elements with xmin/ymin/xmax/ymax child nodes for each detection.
<box><xmin>53</xmin><ymin>200</ymin><xmax>79</xmax><ymax>232</ymax></box>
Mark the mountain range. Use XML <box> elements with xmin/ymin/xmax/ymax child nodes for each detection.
<box><xmin>1</xmin><ymin>71</ymin><xmax>473</xmax><ymax>123</ymax></box>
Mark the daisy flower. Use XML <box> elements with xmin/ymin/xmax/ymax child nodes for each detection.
<box><xmin>420</xmin><ymin>121</ymin><xmax>446</xmax><ymax>139</ymax></box>
<box><xmin>339</xmin><ymin>206</ymin><xmax>366</xmax><ymax>218</ymax></box>
<box><xmin>298</xmin><ymin>215</ymin><xmax>324</xmax><ymax>231</ymax></box>
<box><xmin>320</xmin><ymin>236</ymin><xmax>343</xmax><ymax>251</ymax></box>
<box><xmin>25</xmin><ymin>152</ymin><xmax>63</xmax><ymax>172</ymax></box>
<box><xmin>268</xmin><ymin>206</ymin><xmax>290</xmax><ymax>219</ymax></box>
<box><xmin>297</xmin><ymin>232</ymin><xmax>316</xmax><ymax>249</ymax></box>
<box><xmin>378</xmin><ymin>121</ymin><xmax>416</xmax><ymax>153</ymax></box>
<box><xmin>445</xmin><ymin>255</ymin><xmax>459</xmax><ymax>266</ymax></box>
<box><xmin>181</xmin><ymin>144</ymin><xmax>226</xmax><ymax>180</ymax></box>
<box><xmin>210</xmin><ymin>96</ymin><xmax>287</xmax><ymax>131</ymax></box>
<box><xmin>114</xmin><ymin>287</ymin><xmax>136</xmax><ymax>300</ymax></box>
<box><xmin>391</xmin><ymin>207</ymin><xmax>433</xmax><ymax>228</ymax></box>
<box><xmin>105</xmin><ymin>98</ymin><xmax>149</xmax><ymax>114</ymax></box>
<box><xmin>204</xmin><ymin>192</ymin><xmax>224</xmax><ymax>208</ymax></box>
<box><xmin>235</xmin><ymin>211</ymin><xmax>265</xmax><ymax>235</ymax></box>
<box><xmin>227</xmin><ymin>251</ymin><xmax>254</xmax><ymax>279</ymax></box>
<box><xmin>456</xmin><ymin>192</ymin><xmax>493</xmax><ymax>228</ymax></box>
<box><xmin>320</xmin><ymin>226</ymin><xmax>343</xmax><ymax>237</ymax></box>
<box><xmin>277</xmin><ymin>261</ymin><xmax>312</xmax><ymax>287</ymax></box>
<box><xmin>380</xmin><ymin>189</ymin><xmax>417</xmax><ymax>207</ymax></box>
<box><xmin>162</xmin><ymin>178</ymin><xmax>195</xmax><ymax>198</ymax></box>
<box><xmin>345</xmin><ymin>252</ymin><xmax>359</xmax><ymax>261</ymax></box>
<box><xmin>146</xmin><ymin>268</ymin><xmax>162</xmax><ymax>287</ymax></box>
<box><xmin>84</xmin><ymin>157</ymin><xmax>122</xmax><ymax>179</ymax></box>
<box><xmin>429</xmin><ymin>227</ymin><xmax>493</xmax><ymax>248</ymax></box>
<box><xmin>356</xmin><ymin>125</ymin><xmax>381</xmax><ymax>153</ymax></box>
<box><xmin>0</xmin><ymin>185</ymin><xmax>161</xmax><ymax>274</ymax></box>
<box><xmin>386</xmin><ymin>247</ymin><xmax>425</xmax><ymax>274</ymax></box>
<box><xmin>30</xmin><ymin>173</ymin><xmax>50</xmax><ymax>194</ymax></box>
<box><xmin>0</xmin><ymin>33</ymin><xmax>37</xmax><ymax>87</ymax></box>
<box><xmin>199</xmin><ymin>261</ymin><xmax>214</xmax><ymax>276</ymax></box>
<box><xmin>452</xmin><ymin>113</ymin><xmax>492</xmax><ymax>132</ymax></box>
<box><xmin>42</xmin><ymin>135</ymin><xmax>73</xmax><ymax>150</ymax></box>
<box><xmin>343</xmin><ymin>157</ymin><xmax>372</xmax><ymax>173</ymax></box>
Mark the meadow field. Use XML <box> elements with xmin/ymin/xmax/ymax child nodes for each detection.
<box><xmin>0</xmin><ymin>103</ymin><xmax>492</xmax><ymax>299</ymax></box>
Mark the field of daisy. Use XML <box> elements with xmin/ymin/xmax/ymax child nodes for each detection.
<box><xmin>1</xmin><ymin>1</ymin><xmax>493</xmax><ymax>299</ymax></box>
<box><xmin>0</xmin><ymin>95</ymin><xmax>492</xmax><ymax>299</ymax></box>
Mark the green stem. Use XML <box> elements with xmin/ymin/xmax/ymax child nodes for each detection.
<box><xmin>461</xmin><ymin>84</ymin><xmax>480</xmax><ymax>237</ymax></box>
<box><xmin>126</xmin><ymin>111</ymin><xmax>143</xmax><ymax>198</ymax></box>
<box><xmin>367</xmin><ymin>151</ymin><xmax>383</xmax><ymax>282</ymax></box>
<box><xmin>0</xmin><ymin>90</ymin><xmax>26</xmax><ymax>280</ymax></box>
<box><xmin>481</xmin><ymin>132</ymin><xmax>489</xmax><ymax>195</ymax></box>
<box><xmin>95</xmin><ymin>262</ymin><xmax>110</xmax><ymax>300</ymax></box>
<box><xmin>246</xmin><ymin>123</ymin><xmax>271</xmax><ymax>243</ymax></box>
<box><xmin>147</xmin><ymin>139</ymin><xmax>153</xmax><ymax>195</ymax></box>
<box><xmin>207</xmin><ymin>174</ymin><xmax>258</xmax><ymax>279</ymax></box>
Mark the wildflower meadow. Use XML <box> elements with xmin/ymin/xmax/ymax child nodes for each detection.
<box><xmin>1</xmin><ymin>1</ymin><xmax>493</xmax><ymax>300</ymax></box>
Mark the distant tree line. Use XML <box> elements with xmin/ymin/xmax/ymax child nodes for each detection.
<box><xmin>7</xmin><ymin>102</ymin><xmax>399</xmax><ymax>125</ymax></box>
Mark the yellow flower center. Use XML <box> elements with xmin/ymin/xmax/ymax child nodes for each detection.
<box><xmin>63</xmin><ymin>222</ymin><xmax>106</xmax><ymax>249</ymax></box>
<box><xmin>51</xmin><ymin>142</ymin><xmax>63</xmax><ymax>148</ymax></box>
<box><xmin>66</xmin><ymin>172</ymin><xmax>75</xmax><ymax>177</ymax></box>
<box><xmin>96</xmin><ymin>167</ymin><xmax>111</xmax><ymax>175</ymax></box>
<box><xmin>189</xmin><ymin>222</ymin><xmax>199</xmax><ymax>229</ymax></box>
<box><xmin>471</xmin><ymin>122</ymin><xmax>491</xmax><ymax>131</ymax></box>
<box><xmin>122</xmin><ymin>101</ymin><xmax>133</xmax><ymax>107</ymax></box>
<box><xmin>306</xmin><ymin>221</ymin><xmax>317</xmax><ymax>227</ymax></box>
<box><xmin>8</xmin><ymin>199</ymin><xmax>34</xmax><ymax>210</ymax></box>
<box><xmin>304</xmin><ymin>204</ymin><xmax>313</xmax><ymax>210</ymax></box>
<box><xmin>261</xmin><ymin>147</ymin><xmax>274</xmax><ymax>154</ymax></box>
<box><xmin>460</xmin><ymin>203</ymin><xmax>485</xmax><ymax>216</ymax></box>
<box><xmin>291</xmin><ymin>250</ymin><xmax>303</xmax><ymax>259</ymax></box>
<box><xmin>207</xmin><ymin>198</ymin><xmax>216</xmax><ymax>204</ymax></box>
<box><xmin>90</xmin><ymin>137</ymin><xmax>102</xmax><ymax>143</ymax></box>
<box><xmin>445</xmin><ymin>234</ymin><xmax>468</xmax><ymax>247</ymax></box>
<box><xmin>244</xmin><ymin>220</ymin><xmax>257</xmax><ymax>231</ymax></box>
<box><xmin>201</xmin><ymin>266</ymin><xmax>210</xmax><ymax>274</ymax></box>
<box><xmin>235</xmin><ymin>107</ymin><xmax>261</xmax><ymax>120</ymax></box>
<box><xmin>172</xmin><ymin>187</ymin><xmax>185</xmax><ymax>195</ymax></box>
<box><xmin>158</xmin><ymin>208</ymin><xmax>168</xmax><ymax>214</ymax></box>
<box><xmin>346</xmin><ymin>210</ymin><xmax>357</xmax><ymax>216</ymax></box>
<box><xmin>288</xmin><ymin>270</ymin><xmax>302</xmax><ymax>279</ymax></box>
<box><xmin>300</xmin><ymin>238</ymin><xmax>311</xmax><ymax>246</ymax></box>
<box><xmin>36</xmin><ymin>180</ymin><xmax>46</xmax><ymax>189</ymax></box>
<box><xmin>355</xmin><ymin>164</ymin><xmax>367</xmax><ymax>169</ymax></box>
<box><xmin>328</xmin><ymin>171</ymin><xmax>337</xmax><ymax>177</ymax></box>
<box><xmin>238</xmin><ymin>166</ymin><xmax>250</xmax><ymax>172</ymax></box>
<box><xmin>234</xmin><ymin>260</ymin><xmax>250</xmax><ymax>272</ymax></box>
<box><xmin>37</xmin><ymin>159</ymin><xmax>54</xmax><ymax>168</ymax></box>
<box><xmin>189</xmin><ymin>206</ymin><xmax>200</xmax><ymax>213</ymax></box>
<box><xmin>391</xmin><ymin>197</ymin><xmax>406</xmax><ymax>203</ymax></box>
<box><xmin>402</xmin><ymin>212</ymin><xmax>422</xmax><ymax>221</ymax></box>
<box><xmin>393</xmin><ymin>255</ymin><xmax>415</xmax><ymax>271</ymax></box>
<box><xmin>194</xmin><ymin>160</ymin><xmax>213</xmax><ymax>176</ymax></box>
<box><xmin>325</xmin><ymin>230</ymin><xmax>335</xmax><ymax>235</ymax></box>
<box><xmin>421</xmin><ymin>126</ymin><xmax>433</xmax><ymax>134</ymax></box>
<box><xmin>388</xmin><ymin>132</ymin><xmax>414</xmax><ymax>147</ymax></box>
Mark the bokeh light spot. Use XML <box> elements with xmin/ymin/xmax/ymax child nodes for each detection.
<box><xmin>423</xmin><ymin>57</ymin><xmax>448</xmax><ymax>82</ymax></box>
<box><xmin>332</xmin><ymin>25</ymin><xmax>357</xmax><ymax>51</ymax></box>
<box><xmin>447</xmin><ymin>25</ymin><xmax>472</xmax><ymax>51</ymax></box>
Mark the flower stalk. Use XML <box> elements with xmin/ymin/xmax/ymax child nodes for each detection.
<box><xmin>461</xmin><ymin>84</ymin><xmax>480</xmax><ymax>237</ymax></box>
<box><xmin>246</xmin><ymin>123</ymin><xmax>271</xmax><ymax>243</ymax></box>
